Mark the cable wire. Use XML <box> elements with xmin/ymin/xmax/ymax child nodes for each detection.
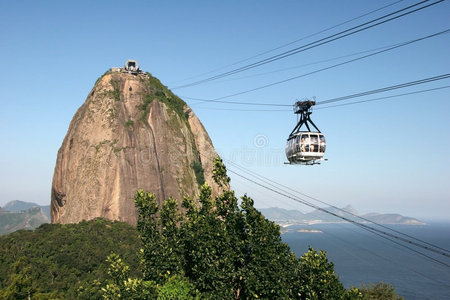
<box><xmin>192</xmin><ymin>29</ymin><xmax>449</xmax><ymax>102</ymax></box>
<box><xmin>226</xmin><ymin>167</ymin><xmax>450</xmax><ymax>267</ymax></box>
<box><xmin>316</xmin><ymin>74</ymin><xmax>450</xmax><ymax>105</ymax></box>
<box><xmin>189</xmin><ymin>42</ymin><xmax>406</xmax><ymax>86</ymax></box>
<box><xmin>225</xmin><ymin>158</ymin><xmax>450</xmax><ymax>256</ymax></box>
<box><xmin>185</xmin><ymin>73</ymin><xmax>450</xmax><ymax>109</ymax></box>
<box><xmin>192</xmin><ymin>85</ymin><xmax>450</xmax><ymax>112</ymax></box>
<box><xmin>171</xmin><ymin>0</ymin><xmax>404</xmax><ymax>85</ymax></box>
<box><xmin>232</xmin><ymin>172</ymin><xmax>450</xmax><ymax>288</ymax></box>
<box><xmin>172</xmin><ymin>0</ymin><xmax>444</xmax><ymax>89</ymax></box>
<box><xmin>315</xmin><ymin>85</ymin><xmax>450</xmax><ymax>110</ymax></box>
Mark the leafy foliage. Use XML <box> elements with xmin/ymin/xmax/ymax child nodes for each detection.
<box><xmin>128</xmin><ymin>157</ymin><xmax>357</xmax><ymax>299</ymax></box>
<box><xmin>0</xmin><ymin>219</ymin><xmax>141</xmax><ymax>299</ymax></box>
<box><xmin>212</xmin><ymin>156</ymin><xmax>230</xmax><ymax>187</ymax></box>
<box><xmin>140</xmin><ymin>95</ymin><xmax>154</xmax><ymax>122</ymax></box>
<box><xmin>101</xmin><ymin>253</ymin><xmax>156</xmax><ymax>299</ymax></box>
<box><xmin>292</xmin><ymin>247</ymin><xmax>346</xmax><ymax>299</ymax></box>
<box><xmin>157</xmin><ymin>275</ymin><xmax>198</xmax><ymax>300</ymax></box>
<box><xmin>109</xmin><ymin>78</ymin><xmax>121</xmax><ymax>101</ymax></box>
<box><xmin>190</xmin><ymin>161</ymin><xmax>205</xmax><ymax>186</ymax></box>
<box><xmin>359</xmin><ymin>282</ymin><xmax>404</xmax><ymax>300</ymax></box>
<box><xmin>125</xmin><ymin>119</ymin><xmax>134</xmax><ymax>128</ymax></box>
<box><xmin>145</xmin><ymin>73</ymin><xmax>188</xmax><ymax>122</ymax></box>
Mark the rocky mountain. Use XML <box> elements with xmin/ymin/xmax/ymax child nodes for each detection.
<box><xmin>4</xmin><ymin>200</ymin><xmax>37</xmax><ymax>211</ymax></box>
<box><xmin>259</xmin><ymin>206</ymin><xmax>425</xmax><ymax>225</ymax></box>
<box><xmin>0</xmin><ymin>206</ymin><xmax>50</xmax><ymax>235</ymax></box>
<box><xmin>51</xmin><ymin>65</ymin><xmax>223</xmax><ymax>225</ymax></box>
<box><xmin>3</xmin><ymin>200</ymin><xmax>50</xmax><ymax>219</ymax></box>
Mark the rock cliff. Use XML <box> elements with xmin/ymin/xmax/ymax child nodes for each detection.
<box><xmin>51</xmin><ymin>69</ymin><xmax>222</xmax><ymax>225</ymax></box>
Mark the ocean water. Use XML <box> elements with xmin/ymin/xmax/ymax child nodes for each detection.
<box><xmin>282</xmin><ymin>222</ymin><xmax>450</xmax><ymax>300</ymax></box>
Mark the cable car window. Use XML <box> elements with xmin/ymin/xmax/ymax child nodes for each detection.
<box><xmin>300</xmin><ymin>134</ymin><xmax>308</xmax><ymax>152</ymax></box>
<box><xmin>287</xmin><ymin>140</ymin><xmax>291</xmax><ymax>156</ymax></box>
<box><xmin>311</xmin><ymin>135</ymin><xmax>319</xmax><ymax>152</ymax></box>
<box><xmin>319</xmin><ymin>135</ymin><xmax>326</xmax><ymax>153</ymax></box>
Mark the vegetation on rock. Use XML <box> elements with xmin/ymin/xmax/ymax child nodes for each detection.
<box><xmin>190</xmin><ymin>161</ymin><xmax>205</xmax><ymax>186</ymax></box>
<box><xmin>145</xmin><ymin>73</ymin><xmax>187</xmax><ymax>122</ymax></box>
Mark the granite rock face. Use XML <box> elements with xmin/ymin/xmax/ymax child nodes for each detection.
<box><xmin>51</xmin><ymin>71</ymin><xmax>222</xmax><ymax>225</ymax></box>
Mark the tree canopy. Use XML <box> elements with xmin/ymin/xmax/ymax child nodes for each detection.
<box><xmin>0</xmin><ymin>219</ymin><xmax>141</xmax><ymax>299</ymax></box>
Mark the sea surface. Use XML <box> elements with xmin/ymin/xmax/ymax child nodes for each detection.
<box><xmin>281</xmin><ymin>222</ymin><xmax>450</xmax><ymax>300</ymax></box>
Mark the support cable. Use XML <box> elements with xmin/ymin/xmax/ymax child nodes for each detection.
<box><xmin>226</xmin><ymin>167</ymin><xmax>450</xmax><ymax>267</ymax></box>
<box><xmin>183</xmin><ymin>30</ymin><xmax>449</xmax><ymax>104</ymax></box>
<box><xmin>316</xmin><ymin>74</ymin><xmax>450</xmax><ymax>105</ymax></box>
<box><xmin>172</xmin><ymin>0</ymin><xmax>444</xmax><ymax>90</ymax></box>
<box><xmin>171</xmin><ymin>0</ymin><xmax>404</xmax><ymax>84</ymax></box>
<box><xmin>231</xmin><ymin>175</ymin><xmax>449</xmax><ymax>288</ymax></box>
<box><xmin>202</xmin><ymin>30</ymin><xmax>450</xmax><ymax>101</ymax></box>
<box><xmin>191</xmin><ymin>85</ymin><xmax>450</xmax><ymax>112</ymax></box>
<box><xmin>225</xmin><ymin>158</ymin><xmax>450</xmax><ymax>256</ymax></box>
<box><xmin>315</xmin><ymin>85</ymin><xmax>450</xmax><ymax>110</ymax></box>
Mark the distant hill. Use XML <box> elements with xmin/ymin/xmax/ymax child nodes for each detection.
<box><xmin>259</xmin><ymin>207</ymin><xmax>306</xmax><ymax>221</ymax></box>
<box><xmin>361</xmin><ymin>213</ymin><xmax>424</xmax><ymax>225</ymax></box>
<box><xmin>259</xmin><ymin>205</ymin><xmax>425</xmax><ymax>226</ymax></box>
<box><xmin>3</xmin><ymin>200</ymin><xmax>50</xmax><ymax>219</ymax></box>
<box><xmin>4</xmin><ymin>200</ymin><xmax>39</xmax><ymax>211</ymax></box>
<box><xmin>0</xmin><ymin>207</ymin><xmax>49</xmax><ymax>235</ymax></box>
<box><xmin>0</xmin><ymin>200</ymin><xmax>51</xmax><ymax>235</ymax></box>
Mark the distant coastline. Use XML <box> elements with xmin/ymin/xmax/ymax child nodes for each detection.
<box><xmin>260</xmin><ymin>205</ymin><xmax>426</xmax><ymax>228</ymax></box>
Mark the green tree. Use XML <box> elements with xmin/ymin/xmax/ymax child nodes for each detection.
<box><xmin>134</xmin><ymin>190</ymin><xmax>165</xmax><ymax>284</ymax></box>
<box><xmin>132</xmin><ymin>158</ymin><xmax>298</xmax><ymax>298</ymax></box>
<box><xmin>180</xmin><ymin>185</ymin><xmax>240</xmax><ymax>298</ymax></box>
<box><xmin>240</xmin><ymin>195</ymin><xmax>297</xmax><ymax>299</ymax></box>
<box><xmin>212</xmin><ymin>156</ymin><xmax>230</xmax><ymax>187</ymax></box>
<box><xmin>1</xmin><ymin>265</ymin><xmax>35</xmax><ymax>300</ymax></box>
<box><xmin>101</xmin><ymin>253</ymin><xmax>156</xmax><ymax>299</ymax></box>
<box><xmin>292</xmin><ymin>247</ymin><xmax>346</xmax><ymax>299</ymax></box>
<box><xmin>359</xmin><ymin>282</ymin><xmax>403</xmax><ymax>300</ymax></box>
<box><xmin>157</xmin><ymin>275</ymin><xmax>198</xmax><ymax>300</ymax></box>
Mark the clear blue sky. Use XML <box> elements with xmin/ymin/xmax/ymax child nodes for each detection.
<box><xmin>0</xmin><ymin>0</ymin><xmax>449</xmax><ymax>220</ymax></box>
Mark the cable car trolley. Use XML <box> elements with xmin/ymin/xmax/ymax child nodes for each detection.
<box><xmin>285</xmin><ymin>99</ymin><xmax>327</xmax><ymax>165</ymax></box>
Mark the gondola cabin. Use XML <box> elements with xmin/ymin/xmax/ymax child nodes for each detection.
<box><xmin>285</xmin><ymin>99</ymin><xmax>326</xmax><ymax>165</ymax></box>
<box><xmin>286</xmin><ymin>131</ymin><xmax>326</xmax><ymax>164</ymax></box>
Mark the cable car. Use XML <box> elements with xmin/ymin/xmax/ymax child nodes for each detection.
<box><xmin>285</xmin><ymin>100</ymin><xmax>326</xmax><ymax>165</ymax></box>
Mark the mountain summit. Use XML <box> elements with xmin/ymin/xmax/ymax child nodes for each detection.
<box><xmin>51</xmin><ymin>62</ymin><xmax>222</xmax><ymax>225</ymax></box>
